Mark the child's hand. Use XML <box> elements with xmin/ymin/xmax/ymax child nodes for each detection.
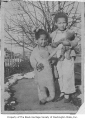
<box><xmin>62</xmin><ymin>40</ymin><xmax>70</xmax><ymax>46</ymax></box>
<box><xmin>51</xmin><ymin>41</ymin><xmax>62</xmax><ymax>48</ymax></box>
<box><xmin>36</xmin><ymin>63</ymin><xmax>44</xmax><ymax>72</ymax></box>
<box><xmin>51</xmin><ymin>43</ymin><xmax>56</xmax><ymax>47</ymax></box>
<box><xmin>60</xmin><ymin>38</ymin><xmax>65</xmax><ymax>43</ymax></box>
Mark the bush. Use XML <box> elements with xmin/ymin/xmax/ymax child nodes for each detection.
<box><xmin>4</xmin><ymin>59</ymin><xmax>33</xmax><ymax>78</ymax></box>
<box><xmin>19</xmin><ymin>59</ymin><xmax>33</xmax><ymax>73</ymax></box>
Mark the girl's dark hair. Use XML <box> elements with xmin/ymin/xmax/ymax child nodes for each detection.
<box><xmin>54</xmin><ymin>12</ymin><xmax>68</xmax><ymax>24</ymax></box>
<box><xmin>34</xmin><ymin>29</ymin><xmax>49</xmax><ymax>40</ymax></box>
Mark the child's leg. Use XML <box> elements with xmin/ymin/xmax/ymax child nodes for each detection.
<box><xmin>56</xmin><ymin>77</ymin><xmax>65</xmax><ymax>102</ymax></box>
<box><xmin>62</xmin><ymin>58</ymin><xmax>75</xmax><ymax>102</ymax></box>
<box><xmin>56</xmin><ymin>61</ymin><xmax>65</xmax><ymax>102</ymax></box>
<box><xmin>37</xmin><ymin>86</ymin><xmax>47</xmax><ymax>103</ymax></box>
<box><xmin>46</xmin><ymin>83</ymin><xmax>55</xmax><ymax>102</ymax></box>
<box><xmin>57</xmin><ymin>61</ymin><xmax>64</xmax><ymax>93</ymax></box>
<box><xmin>54</xmin><ymin>65</ymin><xmax>59</xmax><ymax>79</ymax></box>
<box><xmin>58</xmin><ymin>77</ymin><xmax>64</xmax><ymax>95</ymax></box>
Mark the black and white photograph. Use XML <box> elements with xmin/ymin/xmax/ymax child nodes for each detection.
<box><xmin>1</xmin><ymin>0</ymin><xmax>84</xmax><ymax>114</ymax></box>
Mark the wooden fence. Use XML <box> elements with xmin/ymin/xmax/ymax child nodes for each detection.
<box><xmin>4</xmin><ymin>57</ymin><xmax>22</xmax><ymax>78</ymax></box>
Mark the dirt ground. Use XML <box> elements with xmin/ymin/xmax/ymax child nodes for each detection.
<box><xmin>12</xmin><ymin>78</ymin><xmax>79</xmax><ymax>113</ymax></box>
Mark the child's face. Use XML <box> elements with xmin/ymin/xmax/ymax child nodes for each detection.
<box><xmin>37</xmin><ymin>34</ymin><xmax>48</xmax><ymax>47</ymax></box>
<box><xmin>56</xmin><ymin>17</ymin><xmax>67</xmax><ymax>31</ymax></box>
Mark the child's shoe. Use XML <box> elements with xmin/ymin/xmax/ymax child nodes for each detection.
<box><xmin>39</xmin><ymin>99</ymin><xmax>47</xmax><ymax>105</ymax></box>
<box><xmin>64</xmin><ymin>98</ymin><xmax>70</xmax><ymax>103</ymax></box>
<box><xmin>56</xmin><ymin>95</ymin><xmax>64</xmax><ymax>102</ymax></box>
<box><xmin>51</xmin><ymin>98</ymin><xmax>56</xmax><ymax>102</ymax></box>
<box><xmin>39</xmin><ymin>101</ymin><xmax>46</xmax><ymax>105</ymax></box>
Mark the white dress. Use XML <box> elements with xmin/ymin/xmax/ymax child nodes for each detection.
<box><xmin>51</xmin><ymin>30</ymin><xmax>76</xmax><ymax>94</ymax></box>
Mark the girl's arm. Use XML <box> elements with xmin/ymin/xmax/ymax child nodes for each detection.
<box><xmin>62</xmin><ymin>40</ymin><xmax>71</xmax><ymax>46</ymax></box>
<box><xmin>51</xmin><ymin>40</ymin><xmax>63</xmax><ymax>48</ymax></box>
<box><xmin>30</xmin><ymin>51</ymin><xmax>38</xmax><ymax>69</ymax></box>
<box><xmin>47</xmin><ymin>40</ymin><xmax>71</xmax><ymax>60</ymax></box>
<box><xmin>47</xmin><ymin>47</ymin><xmax>58</xmax><ymax>60</ymax></box>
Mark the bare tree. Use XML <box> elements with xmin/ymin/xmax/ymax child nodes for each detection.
<box><xmin>4</xmin><ymin>1</ymin><xmax>81</xmax><ymax>52</ymax></box>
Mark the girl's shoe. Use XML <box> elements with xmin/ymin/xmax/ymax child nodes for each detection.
<box><xmin>39</xmin><ymin>101</ymin><xmax>47</xmax><ymax>105</ymax></box>
<box><xmin>64</xmin><ymin>98</ymin><xmax>70</xmax><ymax>103</ymax></box>
<box><xmin>51</xmin><ymin>98</ymin><xmax>56</xmax><ymax>102</ymax></box>
<box><xmin>39</xmin><ymin>99</ymin><xmax>47</xmax><ymax>105</ymax></box>
<box><xmin>56</xmin><ymin>95</ymin><xmax>64</xmax><ymax>102</ymax></box>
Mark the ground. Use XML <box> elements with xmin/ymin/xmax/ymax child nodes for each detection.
<box><xmin>11</xmin><ymin>78</ymin><xmax>79</xmax><ymax>112</ymax></box>
<box><xmin>4</xmin><ymin>55</ymin><xmax>81</xmax><ymax>112</ymax></box>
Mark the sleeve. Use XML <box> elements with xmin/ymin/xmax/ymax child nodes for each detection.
<box><xmin>47</xmin><ymin>46</ymin><xmax>57</xmax><ymax>60</ymax></box>
<box><xmin>50</xmin><ymin>31</ymin><xmax>56</xmax><ymax>43</ymax></box>
<box><xmin>47</xmin><ymin>46</ymin><xmax>54</xmax><ymax>54</ymax></box>
<box><xmin>30</xmin><ymin>51</ymin><xmax>37</xmax><ymax>69</ymax></box>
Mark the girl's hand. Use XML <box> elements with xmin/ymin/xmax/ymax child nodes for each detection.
<box><xmin>62</xmin><ymin>40</ymin><xmax>70</xmax><ymax>46</ymax></box>
<box><xmin>51</xmin><ymin>42</ymin><xmax>61</xmax><ymax>48</ymax></box>
<box><xmin>51</xmin><ymin>43</ymin><xmax>57</xmax><ymax>47</ymax></box>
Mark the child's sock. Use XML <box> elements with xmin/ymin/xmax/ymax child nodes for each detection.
<box><xmin>64</xmin><ymin>94</ymin><xmax>71</xmax><ymax>103</ymax></box>
<box><xmin>60</xmin><ymin>92</ymin><xmax>64</xmax><ymax>97</ymax></box>
<box><xmin>64</xmin><ymin>94</ymin><xmax>69</xmax><ymax>99</ymax></box>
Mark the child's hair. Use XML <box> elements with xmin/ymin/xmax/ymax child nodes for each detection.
<box><xmin>34</xmin><ymin>29</ymin><xmax>49</xmax><ymax>40</ymax></box>
<box><xmin>54</xmin><ymin>12</ymin><xmax>68</xmax><ymax>24</ymax></box>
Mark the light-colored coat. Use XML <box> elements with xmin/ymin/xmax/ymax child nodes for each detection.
<box><xmin>30</xmin><ymin>46</ymin><xmax>55</xmax><ymax>102</ymax></box>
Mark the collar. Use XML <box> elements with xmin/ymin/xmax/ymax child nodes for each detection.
<box><xmin>56</xmin><ymin>29</ymin><xmax>67</xmax><ymax>34</ymax></box>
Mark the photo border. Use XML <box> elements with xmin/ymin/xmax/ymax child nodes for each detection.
<box><xmin>1</xmin><ymin>0</ymin><xmax>85</xmax><ymax>115</ymax></box>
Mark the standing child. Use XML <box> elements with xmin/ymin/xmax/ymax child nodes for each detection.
<box><xmin>50</xmin><ymin>12</ymin><xmax>79</xmax><ymax>103</ymax></box>
<box><xmin>30</xmin><ymin>29</ymin><xmax>55</xmax><ymax>105</ymax></box>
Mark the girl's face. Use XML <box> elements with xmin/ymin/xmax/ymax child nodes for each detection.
<box><xmin>56</xmin><ymin>17</ymin><xmax>67</xmax><ymax>31</ymax></box>
<box><xmin>37</xmin><ymin>34</ymin><xmax>48</xmax><ymax>47</ymax></box>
